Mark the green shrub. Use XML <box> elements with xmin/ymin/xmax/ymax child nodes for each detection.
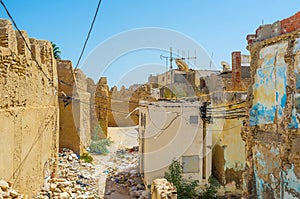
<box><xmin>164</xmin><ymin>160</ymin><xmax>199</xmax><ymax>199</ymax></box>
<box><xmin>199</xmin><ymin>176</ymin><xmax>220</xmax><ymax>199</ymax></box>
<box><xmin>80</xmin><ymin>152</ymin><xmax>93</xmax><ymax>163</ymax></box>
<box><xmin>164</xmin><ymin>160</ymin><xmax>220</xmax><ymax>199</ymax></box>
<box><xmin>89</xmin><ymin>139</ymin><xmax>113</xmax><ymax>155</ymax></box>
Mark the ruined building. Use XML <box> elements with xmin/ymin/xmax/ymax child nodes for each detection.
<box><xmin>57</xmin><ymin>60</ymin><xmax>95</xmax><ymax>154</ymax></box>
<box><xmin>108</xmin><ymin>84</ymin><xmax>155</xmax><ymax>127</ymax></box>
<box><xmin>0</xmin><ymin>19</ymin><xmax>59</xmax><ymax>196</ymax></box>
<box><xmin>197</xmin><ymin>52</ymin><xmax>250</xmax><ymax>192</ymax></box>
<box><xmin>243</xmin><ymin>11</ymin><xmax>300</xmax><ymax>198</ymax></box>
<box><xmin>94</xmin><ymin>77</ymin><xmax>110</xmax><ymax>137</ymax></box>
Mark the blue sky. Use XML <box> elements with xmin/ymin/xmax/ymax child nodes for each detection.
<box><xmin>0</xmin><ymin>0</ymin><xmax>299</xmax><ymax>87</ymax></box>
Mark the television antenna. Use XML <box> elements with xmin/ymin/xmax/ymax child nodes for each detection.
<box><xmin>160</xmin><ymin>48</ymin><xmax>197</xmax><ymax>70</ymax></box>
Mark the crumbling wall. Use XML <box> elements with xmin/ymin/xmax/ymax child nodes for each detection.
<box><xmin>57</xmin><ymin>60</ymin><xmax>81</xmax><ymax>153</ymax></box>
<box><xmin>209</xmin><ymin>93</ymin><xmax>246</xmax><ymax>190</ymax></box>
<box><xmin>0</xmin><ymin>19</ymin><xmax>59</xmax><ymax>196</ymax></box>
<box><xmin>75</xmin><ymin>69</ymin><xmax>91</xmax><ymax>148</ymax></box>
<box><xmin>243</xmin><ymin>28</ymin><xmax>300</xmax><ymax>198</ymax></box>
<box><xmin>57</xmin><ymin>61</ymin><xmax>93</xmax><ymax>153</ymax></box>
<box><xmin>95</xmin><ymin>77</ymin><xmax>109</xmax><ymax>137</ymax></box>
<box><xmin>108</xmin><ymin>84</ymin><xmax>155</xmax><ymax>127</ymax></box>
<box><xmin>87</xmin><ymin>77</ymin><xmax>105</xmax><ymax>140</ymax></box>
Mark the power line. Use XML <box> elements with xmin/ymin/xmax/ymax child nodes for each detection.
<box><xmin>74</xmin><ymin>0</ymin><xmax>103</xmax><ymax>70</ymax></box>
<box><xmin>206</xmin><ymin>101</ymin><xmax>246</xmax><ymax>109</ymax></box>
<box><xmin>58</xmin><ymin>95</ymin><xmax>131</xmax><ymax>115</ymax></box>
<box><xmin>0</xmin><ymin>0</ymin><xmax>53</xmax><ymax>85</ymax></box>
<box><xmin>59</xmin><ymin>80</ymin><xmax>140</xmax><ymax>104</ymax></box>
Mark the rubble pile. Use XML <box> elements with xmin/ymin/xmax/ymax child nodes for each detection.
<box><xmin>105</xmin><ymin>170</ymin><xmax>150</xmax><ymax>199</ymax></box>
<box><xmin>35</xmin><ymin>148</ymin><xmax>99</xmax><ymax>199</ymax></box>
<box><xmin>107</xmin><ymin>148</ymin><xmax>138</xmax><ymax>173</ymax></box>
<box><xmin>102</xmin><ymin>148</ymin><xmax>150</xmax><ymax>199</ymax></box>
<box><xmin>151</xmin><ymin>178</ymin><xmax>177</xmax><ymax>199</ymax></box>
<box><xmin>0</xmin><ymin>179</ymin><xmax>27</xmax><ymax>199</ymax></box>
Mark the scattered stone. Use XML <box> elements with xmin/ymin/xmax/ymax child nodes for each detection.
<box><xmin>9</xmin><ymin>190</ymin><xmax>18</xmax><ymax>198</ymax></box>
<box><xmin>0</xmin><ymin>180</ymin><xmax>9</xmax><ymax>191</ymax></box>
<box><xmin>35</xmin><ymin>148</ymin><xmax>98</xmax><ymax>199</ymax></box>
<box><xmin>0</xmin><ymin>179</ymin><xmax>26</xmax><ymax>199</ymax></box>
<box><xmin>59</xmin><ymin>192</ymin><xmax>69</xmax><ymax>199</ymax></box>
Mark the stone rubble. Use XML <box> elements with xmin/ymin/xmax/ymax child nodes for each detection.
<box><xmin>0</xmin><ymin>179</ymin><xmax>27</xmax><ymax>199</ymax></box>
<box><xmin>101</xmin><ymin>148</ymin><xmax>150</xmax><ymax>199</ymax></box>
<box><xmin>151</xmin><ymin>178</ymin><xmax>177</xmax><ymax>199</ymax></box>
<box><xmin>1</xmin><ymin>146</ymin><xmax>150</xmax><ymax>199</ymax></box>
<box><xmin>35</xmin><ymin>148</ymin><xmax>100</xmax><ymax>199</ymax></box>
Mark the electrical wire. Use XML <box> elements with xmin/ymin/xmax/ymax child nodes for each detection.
<box><xmin>59</xmin><ymin>80</ymin><xmax>140</xmax><ymax>104</ymax></box>
<box><xmin>58</xmin><ymin>95</ymin><xmax>131</xmax><ymax>115</ymax></box>
<box><xmin>206</xmin><ymin>101</ymin><xmax>246</xmax><ymax>109</ymax></box>
<box><xmin>74</xmin><ymin>0</ymin><xmax>103</xmax><ymax>70</ymax></box>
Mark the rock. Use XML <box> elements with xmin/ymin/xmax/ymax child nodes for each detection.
<box><xmin>142</xmin><ymin>191</ymin><xmax>151</xmax><ymax>198</ymax></box>
<box><xmin>50</xmin><ymin>183</ymin><xmax>57</xmax><ymax>192</ymax></box>
<box><xmin>57</xmin><ymin>181</ymin><xmax>72</xmax><ymax>187</ymax></box>
<box><xmin>137</xmin><ymin>184</ymin><xmax>144</xmax><ymax>190</ymax></box>
<box><xmin>0</xmin><ymin>180</ymin><xmax>9</xmax><ymax>191</ymax></box>
<box><xmin>67</xmin><ymin>155</ymin><xmax>73</xmax><ymax>161</ymax></box>
<box><xmin>130</xmin><ymin>186</ymin><xmax>137</xmax><ymax>192</ymax></box>
<box><xmin>9</xmin><ymin>190</ymin><xmax>19</xmax><ymax>198</ymax></box>
<box><xmin>55</xmin><ymin>187</ymin><xmax>62</xmax><ymax>193</ymax></box>
<box><xmin>70</xmin><ymin>153</ymin><xmax>78</xmax><ymax>159</ymax></box>
<box><xmin>76</xmin><ymin>195</ymin><xmax>86</xmax><ymax>199</ymax></box>
<box><xmin>130</xmin><ymin>190</ymin><xmax>140</xmax><ymax>198</ymax></box>
<box><xmin>216</xmin><ymin>185</ymin><xmax>226</xmax><ymax>197</ymax></box>
<box><xmin>59</xmin><ymin>192</ymin><xmax>70</xmax><ymax>199</ymax></box>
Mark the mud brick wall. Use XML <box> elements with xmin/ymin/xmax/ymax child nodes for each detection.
<box><xmin>95</xmin><ymin>77</ymin><xmax>109</xmax><ymax>137</ymax></box>
<box><xmin>0</xmin><ymin>19</ymin><xmax>59</xmax><ymax>196</ymax></box>
<box><xmin>243</xmin><ymin>29</ymin><xmax>300</xmax><ymax>198</ymax></box>
<box><xmin>57</xmin><ymin>60</ymin><xmax>93</xmax><ymax>153</ymax></box>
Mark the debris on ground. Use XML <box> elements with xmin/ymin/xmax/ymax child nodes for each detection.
<box><xmin>35</xmin><ymin>148</ymin><xmax>100</xmax><ymax>199</ymax></box>
<box><xmin>0</xmin><ymin>179</ymin><xmax>27</xmax><ymax>199</ymax></box>
<box><xmin>98</xmin><ymin>146</ymin><xmax>150</xmax><ymax>199</ymax></box>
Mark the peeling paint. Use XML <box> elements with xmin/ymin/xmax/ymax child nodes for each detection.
<box><xmin>270</xmin><ymin>147</ymin><xmax>279</xmax><ymax>156</ymax></box>
<box><xmin>290</xmin><ymin>72</ymin><xmax>300</xmax><ymax>128</ymax></box>
<box><xmin>250</xmin><ymin>42</ymin><xmax>288</xmax><ymax>126</ymax></box>
<box><xmin>294</xmin><ymin>38</ymin><xmax>300</xmax><ymax>54</ymax></box>
<box><xmin>254</xmin><ymin>166</ymin><xmax>265</xmax><ymax>199</ymax></box>
<box><xmin>250</xmin><ymin>103</ymin><xmax>276</xmax><ymax>126</ymax></box>
<box><xmin>289</xmin><ymin>108</ymin><xmax>299</xmax><ymax>129</ymax></box>
<box><xmin>253</xmin><ymin>144</ymin><xmax>281</xmax><ymax>198</ymax></box>
<box><xmin>255</xmin><ymin>150</ymin><xmax>266</xmax><ymax>168</ymax></box>
<box><xmin>283</xmin><ymin>165</ymin><xmax>300</xmax><ymax>198</ymax></box>
<box><xmin>275</xmin><ymin>66</ymin><xmax>287</xmax><ymax>119</ymax></box>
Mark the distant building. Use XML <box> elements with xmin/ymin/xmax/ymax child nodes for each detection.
<box><xmin>138</xmin><ymin>100</ymin><xmax>212</xmax><ymax>188</ymax></box>
<box><xmin>148</xmin><ymin>68</ymin><xmax>219</xmax><ymax>98</ymax></box>
<box><xmin>204</xmin><ymin>52</ymin><xmax>251</xmax><ymax>92</ymax></box>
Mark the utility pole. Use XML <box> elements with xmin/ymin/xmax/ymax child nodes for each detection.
<box><xmin>200</xmin><ymin>102</ymin><xmax>209</xmax><ymax>180</ymax></box>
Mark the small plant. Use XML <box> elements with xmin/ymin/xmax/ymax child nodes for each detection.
<box><xmin>164</xmin><ymin>160</ymin><xmax>199</xmax><ymax>199</ymax></box>
<box><xmin>89</xmin><ymin>139</ymin><xmax>113</xmax><ymax>155</ymax></box>
<box><xmin>199</xmin><ymin>176</ymin><xmax>220</xmax><ymax>199</ymax></box>
<box><xmin>80</xmin><ymin>152</ymin><xmax>93</xmax><ymax>163</ymax></box>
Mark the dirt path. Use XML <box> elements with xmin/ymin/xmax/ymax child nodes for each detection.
<box><xmin>93</xmin><ymin>126</ymin><xmax>139</xmax><ymax>198</ymax></box>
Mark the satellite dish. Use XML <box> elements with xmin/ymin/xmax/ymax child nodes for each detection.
<box><xmin>221</xmin><ymin>61</ymin><xmax>230</xmax><ymax>72</ymax></box>
<box><xmin>175</xmin><ymin>59</ymin><xmax>189</xmax><ymax>71</ymax></box>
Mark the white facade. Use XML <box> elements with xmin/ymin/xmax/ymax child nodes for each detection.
<box><xmin>138</xmin><ymin>100</ymin><xmax>212</xmax><ymax>188</ymax></box>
